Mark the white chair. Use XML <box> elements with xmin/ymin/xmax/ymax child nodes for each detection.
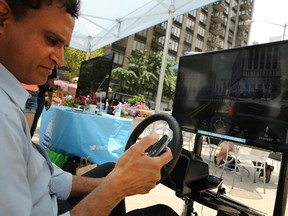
<box><xmin>202</xmin><ymin>136</ymin><xmax>221</xmax><ymax>163</ymax></box>
<box><xmin>201</xmin><ymin>136</ymin><xmax>211</xmax><ymax>153</ymax></box>
<box><xmin>231</xmin><ymin>146</ymin><xmax>271</xmax><ymax>194</ymax></box>
<box><xmin>213</xmin><ymin>141</ymin><xmax>237</xmax><ymax>178</ymax></box>
<box><xmin>182</xmin><ymin>131</ymin><xmax>195</xmax><ymax>151</ymax></box>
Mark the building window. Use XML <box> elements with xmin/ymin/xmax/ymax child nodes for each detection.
<box><xmin>186</xmin><ymin>18</ymin><xmax>195</xmax><ymax>30</ymax></box>
<box><xmin>220</xmin><ymin>39</ymin><xmax>224</xmax><ymax>49</ymax></box>
<box><xmin>197</xmin><ymin>25</ymin><xmax>205</xmax><ymax>37</ymax></box>
<box><xmin>184</xmin><ymin>31</ymin><xmax>193</xmax><ymax>44</ymax></box>
<box><xmin>199</xmin><ymin>12</ymin><xmax>207</xmax><ymax>24</ymax></box>
<box><xmin>206</xmin><ymin>45</ymin><xmax>214</xmax><ymax>52</ymax></box>
<box><xmin>113</xmin><ymin>52</ymin><xmax>124</xmax><ymax>65</ymax></box>
<box><xmin>222</xmin><ymin>15</ymin><xmax>228</xmax><ymax>25</ymax></box>
<box><xmin>170</xmin><ymin>39</ymin><xmax>179</xmax><ymax>52</ymax></box>
<box><xmin>132</xmin><ymin>40</ymin><xmax>145</xmax><ymax>51</ymax></box>
<box><xmin>228</xmin><ymin>32</ymin><xmax>233</xmax><ymax>42</ymax></box>
<box><xmin>224</xmin><ymin>3</ymin><xmax>229</xmax><ymax>14</ymax></box>
<box><xmin>157</xmin><ymin>36</ymin><xmax>165</xmax><ymax>45</ymax></box>
<box><xmin>232</xmin><ymin>0</ymin><xmax>238</xmax><ymax>8</ymax></box>
<box><xmin>137</xmin><ymin>30</ymin><xmax>147</xmax><ymax>37</ymax></box>
<box><xmin>238</xmin><ymin>20</ymin><xmax>245</xmax><ymax>26</ymax></box>
<box><xmin>161</xmin><ymin>21</ymin><xmax>168</xmax><ymax>30</ymax></box>
<box><xmin>174</xmin><ymin>14</ymin><xmax>183</xmax><ymax>23</ymax></box>
<box><xmin>189</xmin><ymin>10</ymin><xmax>197</xmax><ymax>17</ymax></box>
<box><xmin>171</xmin><ymin>25</ymin><xmax>181</xmax><ymax>37</ymax></box>
<box><xmin>229</xmin><ymin>20</ymin><xmax>235</xmax><ymax>32</ymax></box>
<box><xmin>167</xmin><ymin>54</ymin><xmax>176</xmax><ymax>61</ymax></box>
<box><xmin>183</xmin><ymin>44</ymin><xmax>191</xmax><ymax>53</ymax></box>
<box><xmin>195</xmin><ymin>38</ymin><xmax>203</xmax><ymax>50</ymax></box>
<box><xmin>231</xmin><ymin>9</ymin><xmax>236</xmax><ymax>20</ymax></box>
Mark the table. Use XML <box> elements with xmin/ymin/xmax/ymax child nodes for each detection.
<box><xmin>39</xmin><ymin>106</ymin><xmax>133</xmax><ymax>164</ymax></box>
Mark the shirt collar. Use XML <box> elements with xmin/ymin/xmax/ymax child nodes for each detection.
<box><xmin>0</xmin><ymin>64</ymin><xmax>29</xmax><ymax>112</ymax></box>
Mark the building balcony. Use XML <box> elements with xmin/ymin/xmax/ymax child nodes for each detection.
<box><xmin>211</xmin><ymin>14</ymin><xmax>225</xmax><ymax>24</ymax></box>
<box><xmin>207</xmin><ymin>37</ymin><xmax>221</xmax><ymax>48</ymax></box>
<box><xmin>112</xmin><ymin>42</ymin><xmax>126</xmax><ymax>52</ymax></box>
<box><xmin>154</xmin><ymin>25</ymin><xmax>166</xmax><ymax>36</ymax></box>
<box><xmin>237</xmin><ymin>33</ymin><xmax>248</xmax><ymax>41</ymax></box>
<box><xmin>134</xmin><ymin>33</ymin><xmax>146</xmax><ymax>42</ymax></box>
<box><xmin>213</xmin><ymin>2</ymin><xmax>225</xmax><ymax>12</ymax></box>
<box><xmin>151</xmin><ymin>40</ymin><xmax>164</xmax><ymax>50</ymax></box>
<box><xmin>239</xmin><ymin>10</ymin><xmax>252</xmax><ymax>21</ymax></box>
<box><xmin>241</xmin><ymin>0</ymin><xmax>253</xmax><ymax>10</ymax></box>
<box><xmin>209</xmin><ymin>25</ymin><xmax>223</xmax><ymax>36</ymax></box>
<box><xmin>238</xmin><ymin>22</ymin><xmax>249</xmax><ymax>31</ymax></box>
<box><xmin>231</xmin><ymin>15</ymin><xmax>236</xmax><ymax>21</ymax></box>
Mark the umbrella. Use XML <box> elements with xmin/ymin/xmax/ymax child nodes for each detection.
<box><xmin>70</xmin><ymin>0</ymin><xmax>219</xmax><ymax>111</ymax></box>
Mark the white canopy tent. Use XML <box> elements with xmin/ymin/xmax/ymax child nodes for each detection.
<box><xmin>70</xmin><ymin>0</ymin><xmax>219</xmax><ymax>111</ymax></box>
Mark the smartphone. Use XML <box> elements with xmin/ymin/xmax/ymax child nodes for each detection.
<box><xmin>146</xmin><ymin>134</ymin><xmax>171</xmax><ymax>157</ymax></box>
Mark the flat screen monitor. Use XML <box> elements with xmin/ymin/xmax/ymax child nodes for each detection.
<box><xmin>75</xmin><ymin>53</ymin><xmax>114</xmax><ymax>104</ymax></box>
<box><xmin>172</xmin><ymin>40</ymin><xmax>288</xmax><ymax>153</ymax></box>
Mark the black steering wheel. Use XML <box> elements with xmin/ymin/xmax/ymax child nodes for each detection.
<box><xmin>125</xmin><ymin>113</ymin><xmax>183</xmax><ymax>182</ymax></box>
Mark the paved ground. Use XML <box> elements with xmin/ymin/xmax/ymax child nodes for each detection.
<box><xmin>124</xmin><ymin>149</ymin><xmax>286</xmax><ymax>216</ymax></box>
<box><xmin>33</xmin><ymin>118</ymin><xmax>287</xmax><ymax>216</ymax></box>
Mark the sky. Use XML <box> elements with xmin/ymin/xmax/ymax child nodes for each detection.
<box><xmin>248</xmin><ymin>0</ymin><xmax>288</xmax><ymax>45</ymax></box>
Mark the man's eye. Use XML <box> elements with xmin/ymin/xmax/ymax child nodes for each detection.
<box><xmin>47</xmin><ymin>37</ymin><xmax>58</xmax><ymax>46</ymax></box>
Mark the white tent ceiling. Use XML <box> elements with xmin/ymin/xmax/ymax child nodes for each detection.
<box><xmin>71</xmin><ymin>0</ymin><xmax>219</xmax><ymax>111</ymax></box>
<box><xmin>70</xmin><ymin>0</ymin><xmax>219</xmax><ymax>53</ymax></box>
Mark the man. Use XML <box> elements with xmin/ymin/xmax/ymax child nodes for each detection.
<box><xmin>0</xmin><ymin>1</ymin><xmax>178</xmax><ymax>216</ymax></box>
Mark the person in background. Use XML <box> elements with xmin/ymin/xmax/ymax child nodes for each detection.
<box><xmin>214</xmin><ymin>141</ymin><xmax>235</xmax><ymax>166</ymax></box>
<box><xmin>22</xmin><ymin>83</ymin><xmax>39</xmax><ymax>129</ymax></box>
<box><xmin>31</xmin><ymin>66</ymin><xmax>57</xmax><ymax>137</ymax></box>
<box><xmin>0</xmin><ymin>1</ymin><xmax>178</xmax><ymax>216</ymax></box>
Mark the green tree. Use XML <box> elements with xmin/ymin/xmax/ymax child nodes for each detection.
<box><xmin>111</xmin><ymin>50</ymin><xmax>177</xmax><ymax>100</ymax></box>
<box><xmin>64</xmin><ymin>47</ymin><xmax>105</xmax><ymax>81</ymax></box>
<box><xmin>111</xmin><ymin>67</ymin><xmax>137</xmax><ymax>93</ymax></box>
<box><xmin>147</xmin><ymin>51</ymin><xmax>177</xmax><ymax>99</ymax></box>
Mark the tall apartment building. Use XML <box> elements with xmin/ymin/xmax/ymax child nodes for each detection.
<box><xmin>104</xmin><ymin>0</ymin><xmax>255</xmax><ymax>69</ymax></box>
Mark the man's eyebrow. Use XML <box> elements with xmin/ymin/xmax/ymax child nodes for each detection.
<box><xmin>46</xmin><ymin>31</ymin><xmax>68</xmax><ymax>45</ymax></box>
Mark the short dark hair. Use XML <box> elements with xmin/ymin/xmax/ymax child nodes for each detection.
<box><xmin>6</xmin><ymin>0</ymin><xmax>80</xmax><ymax>20</ymax></box>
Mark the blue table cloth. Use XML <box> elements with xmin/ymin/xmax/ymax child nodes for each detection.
<box><xmin>39</xmin><ymin>106</ymin><xmax>133</xmax><ymax>164</ymax></box>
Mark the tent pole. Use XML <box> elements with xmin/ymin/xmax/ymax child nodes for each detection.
<box><xmin>85</xmin><ymin>50</ymin><xmax>90</xmax><ymax>60</ymax></box>
<box><xmin>86</xmin><ymin>36</ymin><xmax>92</xmax><ymax>60</ymax></box>
<box><xmin>155</xmin><ymin>0</ymin><xmax>175</xmax><ymax>113</ymax></box>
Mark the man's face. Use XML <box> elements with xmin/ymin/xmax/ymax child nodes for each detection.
<box><xmin>0</xmin><ymin>2</ymin><xmax>75</xmax><ymax>85</ymax></box>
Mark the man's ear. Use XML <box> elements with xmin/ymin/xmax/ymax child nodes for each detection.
<box><xmin>0</xmin><ymin>0</ymin><xmax>10</xmax><ymax>28</ymax></box>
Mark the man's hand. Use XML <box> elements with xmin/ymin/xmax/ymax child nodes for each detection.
<box><xmin>108</xmin><ymin>134</ymin><xmax>173</xmax><ymax>196</ymax></box>
<box><xmin>71</xmin><ymin>134</ymin><xmax>173</xmax><ymax>216</ymax></box>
